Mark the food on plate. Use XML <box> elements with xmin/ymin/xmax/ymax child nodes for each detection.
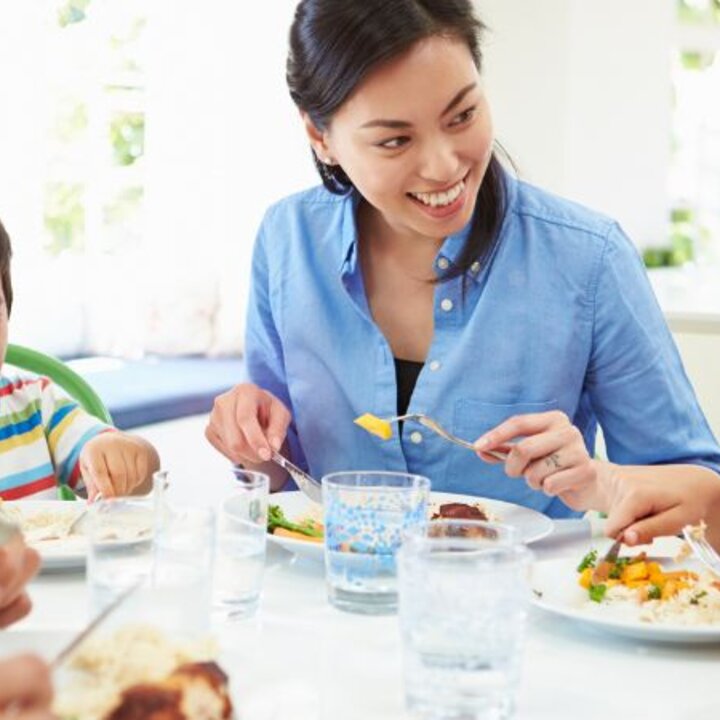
<box><xmin>0</xmin><ymin>501</ymin><xmax>81</xmax><ymax>542</ymax></box>
<box><xmin>431</xmin><ymin>502</ymin><xmax>490</xmax><ymax>522</ymax></box>
<box><xmin>267</xmin><ymin>504</ymin><xmax>323</xmax><ymax>542</ymax></box>
<box><xmin>353</xmin><ymin>412</ymin><xmax>393</xmax><ymax>440</ymax></box>
<box><xmin>106</xmin><ymin>661</ymin><xmax>232</xmax><ymax>720</ymax></box>
<box><xmin>54</xmin><ymin>625</ymin><xmax>228</xmax><ymax>720</ymax></box>
<box><xmin>267</xmin><ymin>500</ymin><xmax>496</xmax><ymax>543</ymax></box>
<box><xmin>576</xmin><ymin>548</ymin><xmax>720</xmax><ymax>625</ymax></box>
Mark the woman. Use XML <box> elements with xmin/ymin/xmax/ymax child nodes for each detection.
<box><xmin>207</xmin><ymin>0</ymin><xmax>720</xmax><ymax>545</ymax></box>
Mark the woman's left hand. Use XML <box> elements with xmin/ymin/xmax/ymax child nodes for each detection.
<box><xmin>474</xmin><ymin>410</ymin><xmax>610</xmax><ymax>510</ymax></box>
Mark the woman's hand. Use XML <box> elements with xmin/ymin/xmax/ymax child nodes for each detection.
<box><xmin>80</xmin><ymin>433</ymin><xmax>160</xmax><ymax>501</ymax></box>
<box><xmin>605</xmin><ymin>468</ymin><xmax>720</xmax><ymax>550</ymax></box>
<box><xmin>0</xmin><ymin>654</ymin><xmax>54</xmax><ymax>720</ymax></box>
<box><xmin>0</xmin><ymin>533</ymin><xmax>41</xmax><ymax>629</ymax></box>
<box><xmin>205</xmin><ymin>383</ymin><xmax>292</xmax><ymax>465</ymax></box>
<box><xmin>474</xmin><ymin>410</ymin><xmax>611</xmax><ymax>510</ymax></box>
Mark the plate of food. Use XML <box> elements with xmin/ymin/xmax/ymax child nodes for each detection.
<box><xmin>266</xmin><ymin>490</ymin><xmax>554</xmax><ymax>561</ymax></box>
<box><xmin>49</xmin><ymin>624</ymin><xmax>233</xmax><ymax>720</ymax></box>
<box><xmin>532</xmin><ymin>544</ymin><xmax>720</xmax><ymax>643</ymax></box>
<box><xmin>0</xmin><ymin>500</ymin><xmax>89</xmax><ymax>570</ymax></box>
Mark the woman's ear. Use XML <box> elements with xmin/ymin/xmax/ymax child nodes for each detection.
<box><xmin>301</xmin><ymin>112</ymin><xmax>335</xmax><ymax>165</ymax></box>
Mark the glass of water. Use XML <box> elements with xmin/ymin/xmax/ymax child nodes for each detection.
<box><xmin>398</xmin><ymin>520</ymin><xmax>532</xmax><ymax>720</ymax></box>
<box><xmin>322</xmin><ymin>471</ymin><xmax>430</xmax><ymax>615</ymax></box>
<box><xmin>86</xmin><ymin>496</ymin><xmax>155</xmax><ymax>615</ymax></box>
<box><xmin>213</xmin><ymin>469</ymin><xmax>269</xmax><ymax>620</ymax></box>
<box><xmin>153</xmin><ymin>503</ymin><xmax>216</xmax><ymax>633</ymax></box>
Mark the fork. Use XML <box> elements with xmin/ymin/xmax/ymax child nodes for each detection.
<box><xmin>271</xmin><ymin>451</ymin><xmax>323</xmax><ymax>504</ymax></box>
<box><xmin>682</xmin><ymin>524</ymin><xmax>720</xmax><ymax>577</ymax></box>
<box><xmin>590</xmin><ymin>536</ymin><xmax>623</xmax><ymax>585</ymax></box>
<box><xmin>386</xmin><ymin>413</ymin><xmax>509</xmax><ymax>462</ymax></box>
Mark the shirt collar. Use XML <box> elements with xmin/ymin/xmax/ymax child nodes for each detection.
<box><xmin>338</xmin><ymin>174</ymin><xmax>516</xmax><ymax>283</ymax></box>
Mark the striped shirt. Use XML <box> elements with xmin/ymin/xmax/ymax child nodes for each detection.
<box><xmin>0</xmin><ymin>373</ymin><xmax>111</xmax><ymax>500</ymax></box>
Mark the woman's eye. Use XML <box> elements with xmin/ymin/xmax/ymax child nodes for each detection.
<box><xmin>449</xmin><ymin>106</ymin><xmax>476</xmax><ymax>127</ymax></box>
<box><xmin>376</xmin><ymin>136</ymin><xmax>410</xmax><ymax>150</ymax></box>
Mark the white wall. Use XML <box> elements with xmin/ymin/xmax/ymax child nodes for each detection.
<box><xmin>478</xmin><ymin>0</ymin><xmax>674</xmax><ymax>247</ymax></box>
<box><xmin>143</xmin><ymin>0</ymin><xmax>316</xmax><ymax>354</ymax></box>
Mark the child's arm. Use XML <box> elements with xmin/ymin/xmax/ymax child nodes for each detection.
<box><xmin>79</xmin><ymin>432</ymin><xmax>160</xmax><ymax>500</ymax></box>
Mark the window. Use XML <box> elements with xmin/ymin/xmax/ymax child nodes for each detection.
<box><xmin>43</xmin><ymin>0</ymin><xmax>146</xmax><ymax>257</ymax></box>
<box><xmin>664</xmin><ymin>0</ymin><xmax>720</xmax><ymax>266</ymax></box>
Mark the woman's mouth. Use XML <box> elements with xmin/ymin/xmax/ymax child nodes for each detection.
<box><xmin>406</xmin><ymin>174</ymin><xmax>469</xmax><ymax>219</ymax></box>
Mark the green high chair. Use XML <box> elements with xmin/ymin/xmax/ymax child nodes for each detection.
<box><xmin>5</xmin><ymin>343</ymin><xmax>113</xmax><ymax>425</ymax></box>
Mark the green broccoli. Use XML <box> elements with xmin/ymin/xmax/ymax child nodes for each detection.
<box><xmin>267</xmin><ymin>504</ymin><xmax>323</xmax><ymax>538</ymax></box>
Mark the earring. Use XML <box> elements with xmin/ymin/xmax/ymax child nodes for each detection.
<box><xmin>324</xmin><ymin>157</ymin><xmax>335</xmax><ymax>165</ymax></box>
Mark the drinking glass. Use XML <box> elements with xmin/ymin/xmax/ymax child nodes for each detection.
<box><xmin>153</xmin><ymin>503</ymin><xmax>216</xmax><ymax>633</ymax></box>
<box><xmin>397</xmin><ymin>520</ymin><xmax>532</xmax><ymax>720</ymax></box>
<box><xmin>213</xmin><ymin>469</ymin><xmax>269</xmax><ymax>620</ymax></box>
<box><xmin>86</xmin><ymin>496</ymin><xmax>155</xmax><ymax>615</ymax></box>
<box><xmin>322</xmin><ymin>471</ymin><xmax>430</xmax><ymax>615</ymax></box>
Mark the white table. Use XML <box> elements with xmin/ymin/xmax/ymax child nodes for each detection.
<box><xmin>5</xmin><ymin>519</ymin><xmax>720</xmax><ymax>720</ymax></box>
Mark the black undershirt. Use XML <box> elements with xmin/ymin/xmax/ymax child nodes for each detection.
<box><xmin>394</xmin><ymin>357</ymin><xmax>424</xmax><ymax>417</ymax></box>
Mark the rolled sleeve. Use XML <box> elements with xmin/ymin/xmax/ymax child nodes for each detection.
<box><xmin>587</xmin><ymin>224</ymin><xmax>720</xmax><ymax>475</ymax></box>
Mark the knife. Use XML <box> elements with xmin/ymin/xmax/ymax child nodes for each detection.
<box><xmin>50</xmin><ymin>579</ymin><xmax>143</xmax><ymax>670</ymax></box>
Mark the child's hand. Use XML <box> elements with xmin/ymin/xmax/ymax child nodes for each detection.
<box><xmin>79</xmin><ymin>433</ymin><xmax>160</xmax><ymax>500</ymax></box>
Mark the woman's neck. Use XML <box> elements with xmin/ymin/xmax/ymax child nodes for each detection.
<box><xmin>357</xmin><ymin>201</ymin><xmax>442</xmax><ymax>279</ymax></box>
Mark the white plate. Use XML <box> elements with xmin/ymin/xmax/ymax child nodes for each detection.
<box><xmin>532</xmin><ymin>555</ymin><xmax>720</xmax><ymax>644</ymax></box>
<box><xmin>267</xmin><ymin>490</ymin><xmax>554</xmax><ymax>562</ymax></box>
<box><xmin>4</xmin><ymin>501</ymin><xmax>87</xmax><ymax>571</ymax></box>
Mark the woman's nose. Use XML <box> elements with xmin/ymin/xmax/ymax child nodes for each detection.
<box><xmin>417</xmin><ymin>139</ymin><xmax>461</xmax><ymax>184</ymax></box>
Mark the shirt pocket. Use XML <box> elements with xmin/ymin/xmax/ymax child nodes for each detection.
<box><xmin>453</xmin><ymin>398</ymin><xmax>560</xmax><ymax>441</ymax></box>
<box><xmin>442</xmin><ymin>398</ymin><xmax>560</xmax><ymax>500</ymax></box>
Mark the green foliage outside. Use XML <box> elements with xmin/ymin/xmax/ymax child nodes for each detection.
<box><xmin>677</xmin><ymin>0</ymin><xmax>720</xmax><ymax>24</ymax></box>
<box><xmin>110</xmin><ymin>113</ymin><xmax>145</xmax><ymax>166</ymax></box>
<box><xmin>43</xmin><ymin>183</ymin><xmax>85</xmax><ymax>255</ymax></box>
<box><xmin>643</xmin><ymin>208</ymin><xmax>697</xmax><ymax>269</ymax></box>
<box><xmin>57</xmin><ymin>0</ymin><xmax>92</xmax><ymax>28</ymax></box>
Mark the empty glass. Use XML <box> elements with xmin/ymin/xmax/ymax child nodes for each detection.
<box><xmin>213</xmin><ymin>469</ymin><xmax>269</xmax><ymax>620</ymax></box>
<box><xmin>398</xmin><ymin>520</ymin><xmax>532</xmax><ymax>720</ymax></box>
<box><xmin>153</xmin><ymin>503</ymin><xmax>216</xmax><ymax>633</ymax></box>
<box><xmin>86</xmin><ymin>496</ymin><xmax>155</xmax><ymax>615</ymax></box>
<box><xmin>322</xmin><ymin>471</ymin><xmax>430</xmax><ymax>615</ymax></box>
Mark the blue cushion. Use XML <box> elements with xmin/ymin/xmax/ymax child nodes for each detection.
<box><xmin>68</xmin><ymin>355</ymin><xmax>245</xmax><ymax>429</ymax></box>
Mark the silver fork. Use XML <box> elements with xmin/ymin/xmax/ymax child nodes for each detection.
<box><xmin>271</xmin><ymin>451</ymin><xmax>323</xmax><ymax>504</ymax></box>
<box><xmin>386</xmin><ymin>413</ymin><xmax>509</xmax><ymax>462</ymax></box>
<box><xmin>682</xmin><ymin>524</ymin><xmax>720</xmax><ymax>577</ymax></box>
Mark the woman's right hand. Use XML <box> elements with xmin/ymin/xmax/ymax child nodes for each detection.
<box><xmin>0</xmin><ymin>655</ymin><xmax>54</xmax><ymax>720</ymax></box>
<box><xmin>205</xmin><ymin>383</ymin><xmax>292</xmax><ymax>465</ymax></box>
<box><xmin>0</xmin><ymin>532</ymin><xmax>41</xmax><ymax>629</ymax></box>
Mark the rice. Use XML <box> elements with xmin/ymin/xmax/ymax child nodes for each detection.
<box><xmin>0</xmin><ymin>504</ymin><xmax>78</xmax><ymax>542</ymax></box>
<box><xmin>587</xmin><ymin>572</ymin><xmax>720</xmax><ymax>626</ymax></box>
<box><xmin>54</xmin><ymin>625</ymin><xmax>217</xmax><ymax>720</ymax></box>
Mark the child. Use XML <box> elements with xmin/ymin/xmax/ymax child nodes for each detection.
<box><xmin>0</xmin><ymin>219</ymin><xmax>160</xmax><ymax>501</ymax></box>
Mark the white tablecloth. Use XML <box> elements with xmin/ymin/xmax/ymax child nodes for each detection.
<box><xmin>4</xmin><ymin>519</ymin><xmax>720</xmax><ymax>720</ymax></box>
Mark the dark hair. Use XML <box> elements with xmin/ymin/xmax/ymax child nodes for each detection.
<box><xmin>287</xmin><ymin>0</ymin><xmax>507</xmax><ymax>281</ymax></box>
<box><xmin>0</xmin><ymin>218</ymin><xmax>12</xmax><ymax>315</ymax></box>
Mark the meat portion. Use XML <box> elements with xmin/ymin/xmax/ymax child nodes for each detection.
<box><xmin>106</xmin><ymin>662</ymin><xmax>233</xmax><ymax>720</ymax></box>
<box><xmin>431</xmin><ymin>502</ymin><xmax>489</xmax><ymax>522</ymax></box>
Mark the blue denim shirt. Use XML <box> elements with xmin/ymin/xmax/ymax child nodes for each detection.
<box><xmin>245</xmin><ymin>174</ymin><xmax>720</xmax><ymax>518</ymax></box>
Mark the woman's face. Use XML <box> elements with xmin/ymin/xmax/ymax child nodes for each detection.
<box><xmin>315</xmin><ymin>35</ymin><xmax>494</xmax><ymax>243</ymax></box>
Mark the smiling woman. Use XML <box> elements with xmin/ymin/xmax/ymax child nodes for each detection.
<box><xmin>205</xmin><ymin>0</ymin><xmax>720</xmax><ymax>548</ymax></box>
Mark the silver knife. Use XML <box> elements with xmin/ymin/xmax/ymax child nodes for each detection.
<box><xmin>271</xmin><ymin>451</ymin><xmax>323</xmax><ymax>504</ymax></box>
<box><xmin>51</xmin><ymin>579</ymin><xmax>143</xmax><ymax>669</ymax></box>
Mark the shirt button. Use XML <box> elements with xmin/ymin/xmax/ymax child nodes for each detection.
<box><xmin>470</xmin><ymin>261</ymin><xmax>481</xmax><ymax>274</ymax></box>
<box><xmin>440</xmin><ymin>298</ymin><xmax>454</xmax><ymax>312</ymax></box>
<box><xmin>437</xmin><ymin>257</ymin><xmax>450</xmax><ymax>270</ymax></box>
<box><xmin>429</xmin><ymin>360</ymin><xmax>441</xmax><ymax>371</ymax></box>
<box><xmin>410</xmin><ymin>431</ymin><xmax>423</xmax><ymax>444</ymax></box>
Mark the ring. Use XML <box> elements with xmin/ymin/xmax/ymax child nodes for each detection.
<box><xmin>544</xmin><ymin>453</ymin><xmax>562</xmax><ymax>470</ymax></box>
